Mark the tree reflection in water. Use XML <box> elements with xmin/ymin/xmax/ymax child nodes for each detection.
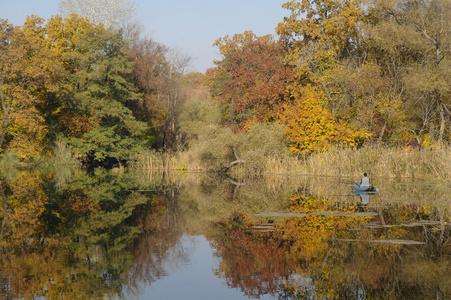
<box><xmin>207</xmin><ymin>194</ymin><xmax>451</xmax><ymax>299</ymax></box>
<box><xmin>0</xmin><ymin>169</ymin><xmax>186</xmax><ymax>299</ymax></box>
<box><xmin>0</xmin><ymin>171</ymin><xmax>450</xmax><ymax>299</ymax></box>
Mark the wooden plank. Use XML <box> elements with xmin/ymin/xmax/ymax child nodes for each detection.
<box><xmin>337</xmin><ymin>239</ymin><xmax>425</xmax><ymax>245</ymax></box>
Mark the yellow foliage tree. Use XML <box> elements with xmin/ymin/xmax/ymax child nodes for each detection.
<box><xmin>0</xmin><ymin>17</ymin><xmax>51</xmax><ymax>158</ymax></box>
<box><xmin>276</xmin><ymin>0</ymin><xmax>365</xmax><ymax>83</ymax></box>
<box><xmin>279</xmin><ymin>87</ymin><xmax>369</xmax><ymax>153</ymax></box>
<box><xmin>1</xmin><ymin>15</ymin><xmax>97</xmax><ymax>159</ymax></box>
<box><xmin>274</xmin><ymin>0</ymin><xmax>372</xmax><ymax>152</ymax></box>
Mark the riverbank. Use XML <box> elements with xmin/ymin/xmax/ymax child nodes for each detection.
<box><xmin>1</xmin><ymin>144</ymin><xmax>449</xmax><ymax>182</ymax></box>
<box><xmin>131</xmin><ymin>145</ymin><xmax>451</xmax><ymax>181</ymax></box>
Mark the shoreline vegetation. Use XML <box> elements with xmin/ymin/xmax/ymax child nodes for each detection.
<box><xmin>1</xmin><ymin>143</ymin><xmax>450</xmax><ymax>182</ymax></box>
<box><xmin>130</xmin><ymin>144</ymin><xmax>451</xmax><ymax>182</ymax></box>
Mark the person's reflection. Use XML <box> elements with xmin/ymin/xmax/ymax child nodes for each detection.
<box><xmin>352</xmin><ymin>191</ymin><xmax>370</xmax><ymax>206</ymax></box>
<box><xmin>359</xmin><ymin>192</ymin><xmax>370</xmax><ymax>205</ymax></box>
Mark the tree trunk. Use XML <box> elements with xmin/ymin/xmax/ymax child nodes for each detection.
<box><xmin>378</xmin><ymin>121</ymin><xmax>388</xmax><ymax>144</ymax></box>
<box><xmin>438</xmin><ymin>103</ymin><xmax>445</xmax><ymax>141</ymax></box>
<box><xmin>220</xmin><ymin>147</ymin><xmax>246</xmax><ymax>173</ymax></box>
<box><xmin>0</xmin><ymin>185</ymin><xmax>11</xmax><ymax>252</ymax></box>
<box><xmin>0</xmin><ymin>83</ymin><xmax>15</xmax><ymax>149</ymax></box>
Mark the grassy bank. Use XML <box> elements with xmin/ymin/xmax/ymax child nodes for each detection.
<box><xmin>300</xmin><ymin>145</ymin><xmax>451</xmax><ymax>180</ymax></box>
<box><xmin>0</xmin><ymin>137</ymin><xmax>80</xmax><ymax>171</ymax></box>
<box><xmin>2</xmin><ymin>143</ymin><xmax>449</xmax><ymax>182</ymax></box>
<box><xmin>132</xmin><ymin>145</ymin><xmax>451</xmax><ymax>181</ymax></box>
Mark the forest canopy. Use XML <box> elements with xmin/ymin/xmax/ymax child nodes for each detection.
<box><xmin>207</xmin><ymin>0</ymin><xmax>450</xmax><ymax>152</ymax></box>
<box><xmin>0</xmin><ymin>14</ymin><xmax>182</xmax><ymax>166</ymax></box>
<box><xmin>0</xmin><ymin>0</ymin><xmax>450</xmax><ymax>168</ymax></box>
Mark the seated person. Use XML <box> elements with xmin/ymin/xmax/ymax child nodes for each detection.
<box><xmin>360</xmin><ymin>173</ymin><xmax>370</xmax><ymax>187</ymax></box>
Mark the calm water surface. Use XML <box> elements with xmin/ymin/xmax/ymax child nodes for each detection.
<box><xmin>0</xmin><ymin>169</ymin><xmax>450</xmax><ymax>299</ymax></box>
<box><xmin>132</xmin><ymin>235</ymin><xmax>277</xmax><ymax>300</ymax></box>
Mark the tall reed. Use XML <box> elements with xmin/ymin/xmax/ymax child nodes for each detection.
<box><xmin>43</xmin><ymin>137</ymin><xmax>80</xmax><ymax>167</ymax></box>
<box><xmin>132</xmin><ymin>145</ymin><xmax>450</xmax><ymax>181</ymax></box>
<box><xmin>131</xmin><ymin>150</ymin><xmax>191</xmax><ymax>173</ymax></box>
<box><xmin>298</xmin><ymin>145</ymin><xmax>451</xmax><ymax>180</ymax></box>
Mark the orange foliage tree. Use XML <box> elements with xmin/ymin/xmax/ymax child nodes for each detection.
<box><xmin>209</xmin><ymin>31</ymin><xmax>293</xmax><ymax>129</ymax></box>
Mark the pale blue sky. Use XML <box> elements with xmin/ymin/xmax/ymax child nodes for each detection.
<box><xmin>1</xmin><ymin>0</ymin><xmax>288</xmax><ymax>72</ymax></box>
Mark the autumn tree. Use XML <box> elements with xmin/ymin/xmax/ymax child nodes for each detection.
<box><xmin>209</xmin><ymin>31</ymin><xmax>293</xmax><ymax>129</ymax></box>
<box><xmin>127</xmin><ymin>37</ymin><xmax>169</xmax><ymax>140</ymax></box>
<box><xmin>0</xmin><ymin>17</ymin><xmax>55</xmax><ymax>158</ymax></box>
<box><xmin>276</xmin><ymin>0</ymin><xmax>365</xmax><ymax>83</ymax></box>
<box><xmin>58</xmin><ymin>0</ymin><xmax>195</xmax><ymax>151</ymax></box>
<box><xmin>280</xmin><ymin>87</ymin><xmax>369</xmax><ymax>153</ymax></box>
<box><xmin>125</xmin><ymin>34</ymin><xmax>195</xmax><ymax>151</ymax></box>
<box><xmin>15</xmin><ymin>15</ymin><xmax>150</xmax><ymax>165</ymax></box>
<box><xmin>276</xmin><ymin>0</ymin><xmax>450</xmax><ymax>145</ymax></box>
<box><xmin>2</xmin><ymin>13</ymin><xmax>195</xmax><ymax>164</ymax></box>
<box><xmin>159</xmin><ymin>50</ymin><xmax>194</xmax><ymax>151</ymax></box>
<box><xmin>207</xmin><ymin>28</ymin><xmax>367</xmax><ymax>157</ymax></box>
<box><xmin>34</xmin><ymin>15</ymin><xmax>93</xmax><ymax>135</ymax></box>
<box><xmin>273</xmin><ymin>1</ymin><xmax>374</xmax><ymax>152</ymax></box>
<box><xmin>365</xmin><ymin>0</ymin><xmax>451</xmax><ymax>143</ymax></box>
<box><xmin>0</xmin><ymin>20</ymin><xmax>15</xmax><ymax>150</ymax></box>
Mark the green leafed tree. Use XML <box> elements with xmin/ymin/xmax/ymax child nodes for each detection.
<box><xmin>55</xmin><ymin>24</ymin><xmax>148</xmax><ymax>166</ymax></box>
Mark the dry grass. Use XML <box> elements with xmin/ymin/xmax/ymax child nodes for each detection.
<box><xmin>300</xmin><ymin>145</ymin><xmax>451</xmax><ymax>181</ymax></box>
<box><xmin>132</xmin><ymin>144</ymin><xmax>451</xmax><ymax>181</ymax></box>
<box><xmin>132</xmin><ymin>151</ymin><xmax>184</xmax><ymax>172</ymax></box>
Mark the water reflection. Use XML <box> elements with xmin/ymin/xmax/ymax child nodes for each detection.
<box><xmin>352</xmin><ymin>190</ymin><xmax>371</xmax><ymax>205</ymax></box>
<box><xmin>0</xmin><ymin>169</ymin><xmax>185</xmax><ymax>299</ymax></box>
<box><xmin>208</xmin><ymin>192</ymin><xmax>451</xmax><ymax>299</ymax></box>
<box><xmin>0</xmin><ymin>169</ymin><xmax>449</xmax><ymax>299</ymax></box>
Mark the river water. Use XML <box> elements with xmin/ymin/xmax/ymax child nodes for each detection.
<box><xmin>0</xmin><ymin>168</ymin><xmax>450</xmax><ymax>299</ymax></box>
